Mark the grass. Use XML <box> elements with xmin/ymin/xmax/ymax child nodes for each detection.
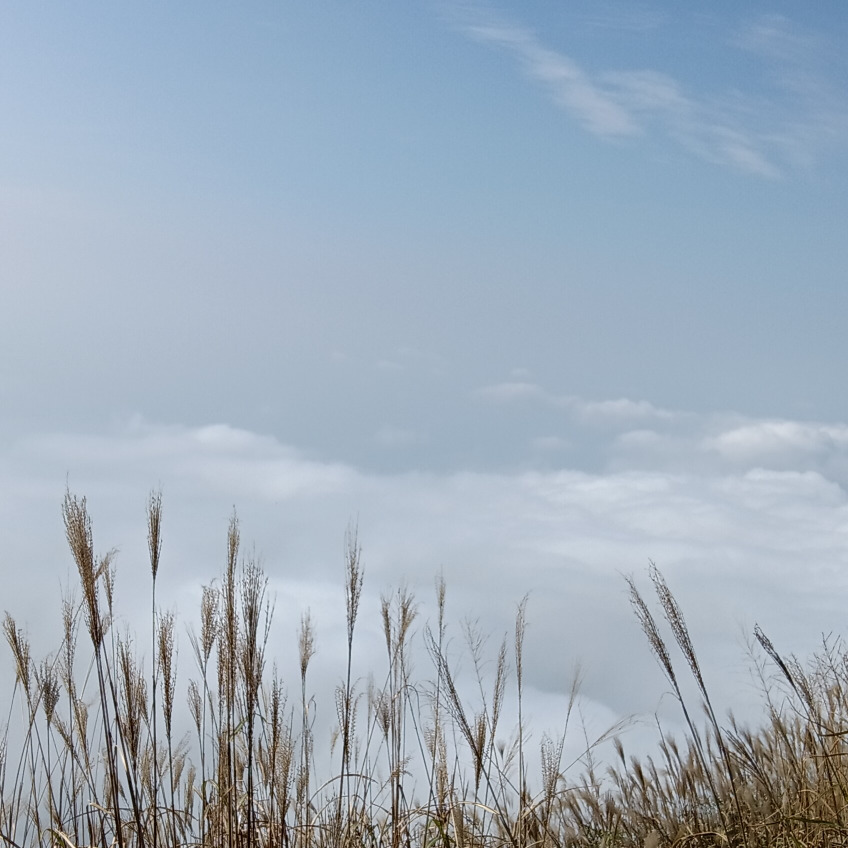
<box><xmin>2</xmin><ymin>489</ymin><xmax>848</xmax><ymax>847</ymax></box>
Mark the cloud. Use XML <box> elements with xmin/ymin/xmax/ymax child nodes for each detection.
<box><xmin>582</xmin><ymin>6</ymin><xmax>667</xmax><ymax>35</ymax></box>
<box><xmin>731</xmin><ymin>14</ymin><xmax>848</xmax><ymax>166</ymax></box>
<box><xmin>464</xmin><ymin>20</ymin><xmax>639</xmax><ymax>137</ymax></box>
<box><xmin>701</xmin><ymin>420</ymin><xmax>848</xmax><ymax>487</ymax></box>
<box><xmin>706</xmin><ymin>420</ymin><xmax>848</xmax><ymax>460</ymax></box>
<box><xmin>376</xmin><ymin>346</ymin><xmax>450</xmax><ymax>377</ymax></box>
<box><xmin>5</xmin><ymin>407</ymin><xmax>848</xmax><ymax>769</ymax></box>
<box><xmin>732</xmin><ymin>14</ymin><xmax>819</xmax><ymax>64</ymax></box>
<box><xmin>531</xmin><ymin>435</ymin><xmax>570</xmax><ymax>452</ymax></box>
<box><xmin>601</xmin><ymin>69</ymin><xmax>688</xmax><ymax>115</ymax></box>
<box><xmin>570</xmin><ymin>396</ymin><xmax>678</xmax><ymax>422</ymax></box>
<box><xmin>474</xmin><ymin>380</ymin><xmax>549</xmax><ymax>403</ymax></box>
<box><xmin>454</xmin><ymin>6</ymin><xmax>848</xmax><ymax>178</ymax></box>
<box><xmin>474</xmin><ymin>380</ymin><xmax>848</xmax><ymax>492</ymax></box>
<box><xmin>475</xmin><ymin>382</ymin><xmax>678</xmax><ymax>423</ymax></box>
<box><xmin>375</xmin><ymin>424</ymin><xmax>426</xmax><ymax>448</ymax></box>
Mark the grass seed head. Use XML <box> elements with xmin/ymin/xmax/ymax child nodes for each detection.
<box><xmin>147</xmin><ymin>489</ymin><xmax>163</xmax><ymax>580</ymax></box>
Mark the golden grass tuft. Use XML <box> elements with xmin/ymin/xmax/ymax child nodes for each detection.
<box><xmin>2</xmin><ymin>488</ymin><xmax>848</xmax><ymax>847</ymax></box>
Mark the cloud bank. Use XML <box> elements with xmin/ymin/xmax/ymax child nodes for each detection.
<box><xmin>3</xmin><ymin>397</ymin><xmax>848</xmax><ymax>764</ymax></box>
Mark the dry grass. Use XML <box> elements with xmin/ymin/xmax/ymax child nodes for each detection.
<box><xmin>2</xmin><ymin>489</ymin><xmax>848</xmax><ymax>847</ymax></box>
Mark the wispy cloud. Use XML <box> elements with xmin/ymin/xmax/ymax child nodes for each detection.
<box><xmin>531</xmin><ymin>435</ymin><xmax>570</xmax><ymax>452</ymax></box>
<box><xmin>575</xmin><ymin>396</ymin><xmax>678</xmax><ymax>422</ymax></box>
<box><xmin>732</xmin><ymin>14</ymin><xmax>819</xmax><ymax>64</ymax></box>
<box><xmin>454</xmin><ymin>6</ymin><xmax>848</xmax><ymax>178</ymax></box>
<box><xmin>474</xmin><ymin>380</ymin><xmax>549</xmax><ymax>403</ymax></box>
<box><xmin>581</xmin><ymin>5</ymin><xmax>667</xmax><ymax>35</ymax></box>
<box><xmin>464</xmin><ymin>20</ymin><xmax>639</xmax><ymax>138</ymax></box>
<box><xmin>475</xmin><ymin>381</ymin><xmax>679</xmax><ymax>422</ymax></box>
<box><xmin>375</xmin><ymin>424</ymin><xmax>426</xmax><ymax>448</ymax></box>
<box><xmin>729</xmin><ymin>14</ymin><xmax>848</xmax><ymax>171</ymax></box>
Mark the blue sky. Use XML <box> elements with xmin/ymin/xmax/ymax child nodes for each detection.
<box><xmin>3</xmin><ymin>2</ymin><xmax>848</xmax><ymax>465</ymax></box>
<box><xmin>3</xmin><ymin>2</ymin><xmax>848</xmax><ymax>765</ymax></box>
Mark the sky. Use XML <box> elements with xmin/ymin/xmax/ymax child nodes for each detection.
<box><xmin>3</xmin><ymin>1</ymin><xmax>848</xmax><ymax>775</ymax></box>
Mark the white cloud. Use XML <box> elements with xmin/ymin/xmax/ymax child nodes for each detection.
<box><xmin>702</xmin><ymin>420</ymin><xmax>848</xmax><ymax>484</ymax></box>
<box><xmin>473</xmin><ymin>381</ymin><xmax>848</xmax><ymax>491</ymax></box>
<box><xmin>707</xmin><ymin>420</ymin><xmax>841</xmax><ymax>459</ymax></box>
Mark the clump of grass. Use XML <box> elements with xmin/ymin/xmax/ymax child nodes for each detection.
<box><xmin>2</xmin><ymin>488</ymin><xmax>847</xmax><ymax>848</ymax></box>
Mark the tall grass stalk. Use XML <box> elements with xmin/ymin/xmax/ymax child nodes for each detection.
<box><xmin>335</xmin><ymin>524</ymin><xmax>363</xmax><ymax>842</ymax></box>
<box><xmin>147</xmin><ymin>489</ymin><xmax>162</xmax><ymax>848</ymax></box>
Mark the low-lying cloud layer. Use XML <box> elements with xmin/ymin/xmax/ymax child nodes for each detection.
<box><xmin>3</xmin><ymin>395</ymin><xmax>848</xmax><ymax>767</ymax></box>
